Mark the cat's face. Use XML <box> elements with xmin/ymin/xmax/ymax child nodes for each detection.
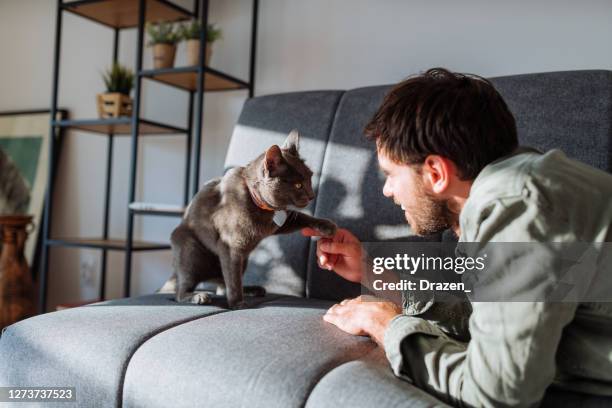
<box><xmin>259</xmin><ymin>130</ymin><xmax>316</xmax><ymax>209</ymax></box>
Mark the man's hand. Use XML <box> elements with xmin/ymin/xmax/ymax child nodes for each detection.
<box><xmin>323</xmin><ymin>296</ymin><xmax>401</xmax><ymax>345</ymax></box>
<box><xmin>302</xmin><ymin>227</ymin><xmax>364</xmax><ymax>283</ymax></box>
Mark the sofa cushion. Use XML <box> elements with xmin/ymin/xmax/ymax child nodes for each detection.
<box><xmin>305</xmin><ymin>348</ymin><xmax>451</xmax><ymax>408</ymax></box>
<box><xmin>0</xmin><ymin>295</ymin><xmax>228</xmax><ymax>407</ymax></box>
<box><xmin>224</xmin><ymin>91</ymin><xmax>344</xmax><ymax>297</ymax></box>
<box><xmin>121</xmin><ymin>297</ymin><xmax>376</xmax><ymax>408</ymax></box>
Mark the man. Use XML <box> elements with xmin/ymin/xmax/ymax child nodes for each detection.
<box><xmin>302</xmin><ymin>68</ymin><xmax>612</xmax><ymax>407</ymax></box>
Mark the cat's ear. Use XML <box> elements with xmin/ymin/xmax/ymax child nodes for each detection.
<box><xmin>282</xmin><ymin>129</ymin><xmax>300</xmax><ymax>154</ymax></box>
<box><xmin>264</xmin><ymin>145</ymin><xmax>283</xmax><ymax>176</ymax></box>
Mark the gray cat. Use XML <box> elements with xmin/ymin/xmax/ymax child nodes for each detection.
<box><xmin>161</xmin><ymin>130</ymin><xmax>337</xmax><ymax>309</ymax></box>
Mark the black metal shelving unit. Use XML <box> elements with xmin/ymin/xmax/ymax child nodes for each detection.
<box><xmin>40</xmin><ymin>0</ymin><xmax>259</xmax><ymax>312</ymax></box>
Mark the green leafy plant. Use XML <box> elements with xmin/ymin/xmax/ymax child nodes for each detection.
<box><xmin>146</xmin><ymin>21</ymin><xmax>180</xmax><ymax>46</ymax></box>
<box><xmin>179</xmin><ymin>20</ymin><xmax>222</xmax><ymax>42</ymax></box>
<box><xmin>101</xmin><ymin>63</ymin><xmax>134</xmax><ymax>95</ymax></box>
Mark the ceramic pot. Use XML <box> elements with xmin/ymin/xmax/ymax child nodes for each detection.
<box><xmin>186</xmin><ymin>39</ymin><xmax>212</xmax><ymax>66</ymax></box>
<box><xmin>0</xmin><ymin>215</ymin><xmax>35</xmax><ymax>328</ymax></box>
<box><xmin>96</xmin><ymin>92</ymin><xmax>133</xmax><ymax>118</ymax></box>
<box><xmin>152</xmin><ymin>43</ymin><xmax>177</xmax><ymax>69</ymax></box>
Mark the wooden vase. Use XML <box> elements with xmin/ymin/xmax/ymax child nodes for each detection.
<box><xmin>96</xmin><ymin>93</ymin><xmax>133</xmax><ymax>118</ymax></box>
<box><xmin>0</xmin><ymin>215</ymin><xmax>35</xmax><ymax>328</ymax></box>
<box><xmin>186</xmin><ymin>39</ymin><xmax>212</xmax><ymax>66</ymax></box>
<box><xmin>153</xmin><ymin>43</ymin><xmax>176</xmax><ymax>69</ymax></box>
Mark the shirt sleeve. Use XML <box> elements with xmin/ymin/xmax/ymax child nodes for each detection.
<box><xmin>383</xmin><ymin>193</ymin><xmax>579</xmax><ymax>407</ymax></box>
<box><xmin>384</xmin><ymin>302</ymin><xmax>576</xmax><ymax>407</ymax></box>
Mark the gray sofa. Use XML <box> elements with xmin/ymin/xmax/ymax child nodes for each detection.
<box><xmin>1</xmin><ymin>70</ymin><xmax>611</xmax><ymax>408</ymax></box>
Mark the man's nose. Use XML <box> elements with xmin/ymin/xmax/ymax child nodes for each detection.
<box><xmin>382</xmin><ymin>181</ymin><xmax>392</xmax><ymax>198</ymax></box>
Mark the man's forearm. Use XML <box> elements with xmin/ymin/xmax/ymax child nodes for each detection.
<box><xmin>383</xmin><ymin>315</ymin><xmax>467</xmax><ymax>402</ymax></box>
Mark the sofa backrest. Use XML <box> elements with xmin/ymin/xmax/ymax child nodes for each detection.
<box><xmin>225</xmin><ymin>70</ymin><xmax>612</xmax><ymax>301</ymax></box>
<box><xmin>490</xmin><ymin>70</ymin><xmax>612</xmax><ymax>171</ymax></box>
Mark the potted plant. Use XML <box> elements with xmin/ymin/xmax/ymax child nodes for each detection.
<box><xmin>97</xmin><ymin>63</ymin><xmax>134</xmax><ymax>118</ymax></box>
<box><xmin>179</xmin><ymin>21</ymin><xmax>222</xmax><ymax>66</ymax></box>
<box><xmin>146</xmin><ymin>21</ymin><xmax>180</xmax><ymax>69</ymax></box>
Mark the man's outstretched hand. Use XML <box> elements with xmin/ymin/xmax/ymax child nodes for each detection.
<box><xmin>323</xmin><ymin>296</ymin><xmax>401</xmax><ymax>345</ymax></box>
<box><xmin>301</xmin><ymin>227</ymin><xmax>364</xmax><ymax>283</ymax></box>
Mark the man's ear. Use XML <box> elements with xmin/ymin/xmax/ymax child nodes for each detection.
<box><xmin>282</xmin><ymin>129</ymin><xmax>300</xmax><ymax>154</ymax></box>
<box><xmin>423</xmin><ymin>155</ymin><xmax>452</xmax><ymax>195</ymax></box>
<box><xmin>264</xmin><ymin>145</ymin><xmax>284</xmax><ymax>176</ymax></box>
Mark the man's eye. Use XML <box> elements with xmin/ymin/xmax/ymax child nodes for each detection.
<box><xmin>294</xmin><ymin>183</ymin><xmax>302</xmax><ymax>189</ymax></box>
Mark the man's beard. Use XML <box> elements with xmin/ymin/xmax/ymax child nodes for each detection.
<box><xmin>407</xmin><ymin>178</ymin><xmax>455</xmax><ymax>236</ymax></box>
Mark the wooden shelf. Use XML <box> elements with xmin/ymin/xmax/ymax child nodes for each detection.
<box><xmin>140</xmin><ymin>66</ymin><xmax>249</xmax><ymax>92</ymax></box>
<box><xmin>53</xmin><ymin>118</ymin><xmax>188</xmax><ymax>135</ymax></box>
<box><xmin>47</xmin><ymin>238</ymin><xmax>171</xmax><ymax>251</ymax></box>
<box><xmin>131</xmin><ymin>208</ymin><xmax>185</xmax><ymax>217</ymax></box>
<box><xmin>63</xmin><ymin>0</ymin><xmax>193</xmax><ymax>29</ymax></box>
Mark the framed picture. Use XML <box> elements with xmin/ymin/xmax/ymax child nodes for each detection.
<box><xmin>0</xmin><ymin>109</ymin><xmax>67</xmax><ymax>269</ymax></box>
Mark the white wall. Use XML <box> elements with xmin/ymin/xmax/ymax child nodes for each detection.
<box><xmin>1</xmin><ymin>0</ymin><xmax>611</xmax><ymax>310</ymax></box>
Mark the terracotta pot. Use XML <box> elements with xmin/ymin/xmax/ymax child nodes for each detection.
<box><xmin>186</xmin><ymin>39</ymin><xmax>213</xmax><ymax>66</ymax></box>
<box><xmin>96</xmin><ymin>92</ymin><xmax>133</xmax><ymax>118</ymax></box>
<box><xmin>0</xmin><ymin>215</ymin><xmax>35</xmax><ymax>328</ymax></box>
<box><xmin>152</xmin><ymin>43</ymin><xmax>176</xmax><ymax>69</ymax></box>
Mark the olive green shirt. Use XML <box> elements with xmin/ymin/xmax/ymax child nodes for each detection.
<box><xmin>383</xmin><ymin>149</ymin><xmax>612</xmax><ymax>407</ymax></box>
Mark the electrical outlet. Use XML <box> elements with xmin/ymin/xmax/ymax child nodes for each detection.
<box><xmin>80</xmin><ymin>256</ymin><xmax>97</xmax><ymax>287</ymax></box>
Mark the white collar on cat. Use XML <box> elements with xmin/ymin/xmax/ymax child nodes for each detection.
<box><xmin>272</xmin><ymin>210</ymin><xmax>288</xmax><ymax>227</ymax></box>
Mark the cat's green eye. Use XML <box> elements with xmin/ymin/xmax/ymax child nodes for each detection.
<box><xmin>294</xmin><ymin>183</ymin><xmax>302</xmax><ymax>189</ymax></box>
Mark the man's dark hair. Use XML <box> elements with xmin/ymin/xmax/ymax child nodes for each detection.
<box><xmin>364</xmin><ymin>67</ymin><xmax>518</xmax><ymax>180</ymax></box>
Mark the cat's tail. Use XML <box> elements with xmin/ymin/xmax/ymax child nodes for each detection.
<box><xmin>157</xmin><ymin>273</ymin><xmax>177</xmax><ymax>294</ymax></box>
